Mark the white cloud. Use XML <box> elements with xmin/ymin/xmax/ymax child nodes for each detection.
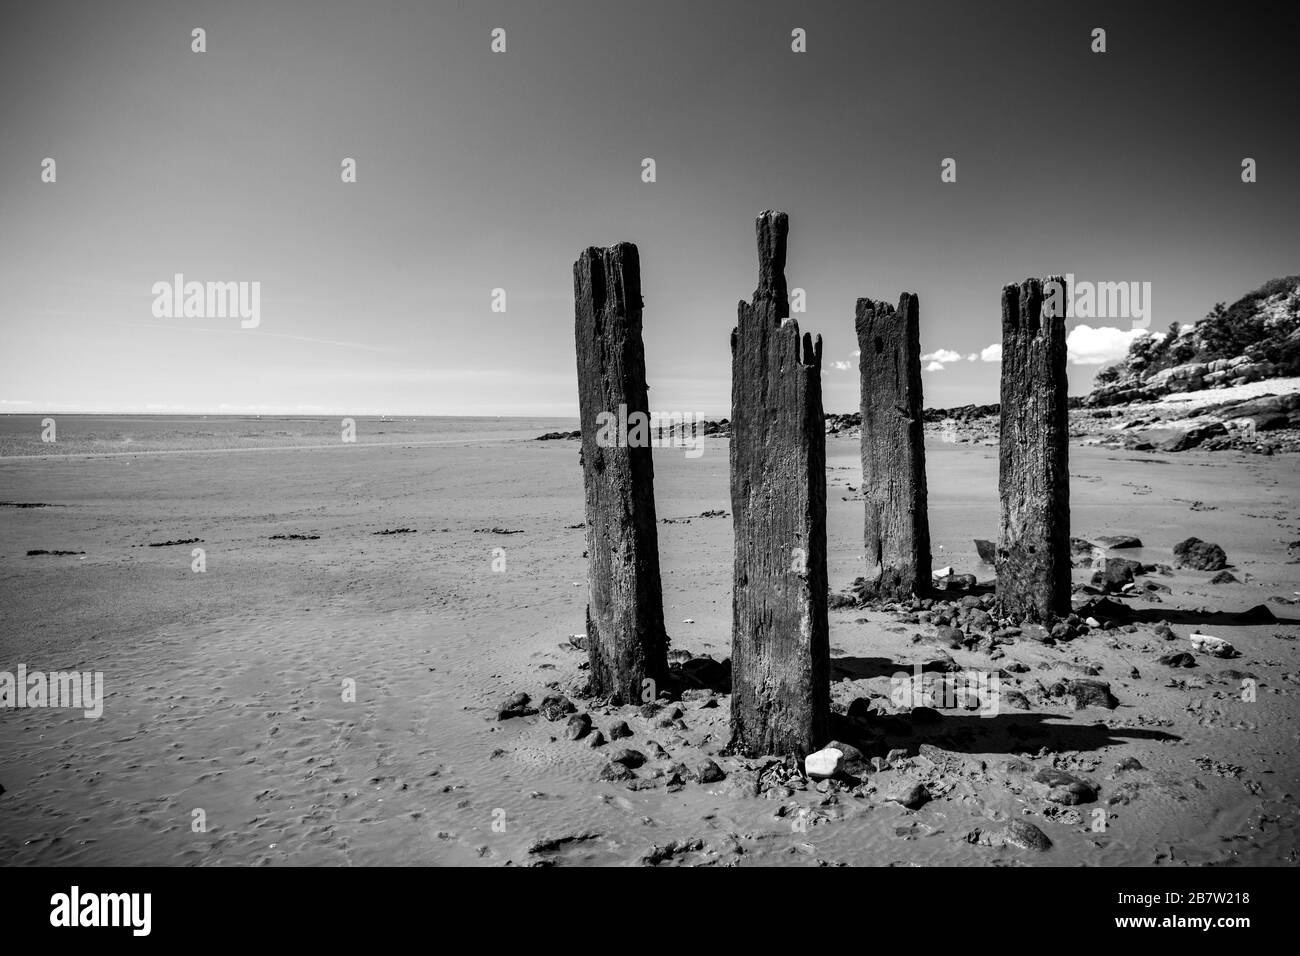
<box><xmin>979</xmin><ymin>343</ymin><xmax>1002</xmax><ymax>362</ymax></box>
<box><xmin>851</xmin><ymin>349</ymin><xmax>861</xmax><ymax>357</ymax></box>
<box><xmin>831</xmin><ymin>360</ymin><xmax>852</xmax><ymax>371</ymax></box>
<box><xmin>966</xmin><ymin>353</ymin><xmax>978</xmax><ymax>362</ymax></box>
<box><xmin>924</xmin><ymin>360</ymin><xmax>946</xmax><ymax>372</ymax></box>
<box><xmin>1066</xmin><ymin>325</ymin><xmax>1155</xmax><ymax>366</ymax></box>
<box><xmin>922</xmin><ymin>348</ymin><xmax>962</xmax><ymax>364</ymax></box>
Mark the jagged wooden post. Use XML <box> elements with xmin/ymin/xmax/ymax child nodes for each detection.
<box><xmin>855</xmin><ymin>294</ymin><xmax>931</xmax><ymax>599</ymax></box>
<box><xmin>574</xmin><ymin>243</ymin><xmax>668</xmax><ymax>703</ymax></box>
<box><xmin>997</xmin><ymin>276</ymin><xmax>1071</xmax><ymax>621</ymax></box>
<box><xmin>729</xmin><ymin>211</ymin><xmax>829</xmax><ymax>757</ymax></box>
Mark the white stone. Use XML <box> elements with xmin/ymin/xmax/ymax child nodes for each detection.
<box><xmin>932</xmin><ymin>566</ymin><xmax>953</xmax><ymax>579</ymax></box>
<box><xmin>1190</xmin><ymin>633</ymin><xmax>1237</xmax><ymax>658</ymax></box>
<box><xmin>805</xmin><ymin>748</ymin><xmax>844</xmax><ymax>780</ymax></box>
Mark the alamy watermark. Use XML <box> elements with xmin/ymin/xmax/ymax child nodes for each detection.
<box><xmin>1</xmin><ymin>664</ymin><xmax>104</xmax><ymax>718</ymax></box>
<box><xmin>151</xmin><ymin>273</ymin><xmax>260</xmax><ymax>328</ymax></box>
<box><xmin>1044</xmin><ymin>273</ymin><xmax>1151</xmax><ymax>329</ymax></box>
<box><xmin>594</xmin><ymin>404</ymin><xmax>707</xmax><ymax>459</ymax></box>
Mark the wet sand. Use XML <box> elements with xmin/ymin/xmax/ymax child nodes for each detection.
<box><xmin>1</xmin><ymin>425</ymin><xmax>1298</xmax><ymax>866</ymax></box>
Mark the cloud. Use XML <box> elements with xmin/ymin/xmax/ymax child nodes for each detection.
<box><xmin>966</xmin><ymin>353</ymin><xmax>978</xmax><ymax>362</ymax></box>
<box><xmin>831</xmin><ymin>360</ymin><xmax>852</xmax><ymax>371</ymax></box>
<box><xmin>979</xmin><ymin>343</ymin><xmax>1002</xmax><ymax>362</ymax></box>
<box><xmin>922</xmin><ymin>349</ymin><xmax>962</xmax><ymax>364</ymax></box>
<box><xmin>920</xmin><ymin>348</ymin><xmax>962</xmax><ymax>372</ymax></box>
<box><xmin>1066</xmin><ymin>325</ymin><xmax>1155</xmax><ymax>365</ymax></box>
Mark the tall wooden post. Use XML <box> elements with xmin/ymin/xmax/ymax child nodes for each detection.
<box><xmin>997</xmin><ymin>276</ymin><xmax>1071</xmax><ymax>621</ymax></box>
<box><xmin>855</xmin><ymin>294</ymin><xmax>931</xmax><ymax>600</ymax></box>
<box><xmin>729</xmin><ymin>211</ymin><xmax>829</xmax><ymax>757</ymax></box>
<box><xmin>574</xmin><ymin>243</ymin><xmax>668</xmax><ymax>702</ymax></box>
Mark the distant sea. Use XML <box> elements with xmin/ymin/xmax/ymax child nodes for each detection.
<box><xmin>0</xmin><ymin>415</ymin><xmax>580</xmax><ymax>458</ymax></box>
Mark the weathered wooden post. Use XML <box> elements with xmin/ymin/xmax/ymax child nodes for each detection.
<box><xmin>855</xmin><ymin>294</ymin><xmax>931</xmax><ymax>600</ymax></box>
<box><xmin>997</xmin><ymin>275</ymin><xmax>1071</xmax><ymax>621</ymax></box>
<box><xmin>729</xmin><ymin>211</ymin><xmax>829</xmax><ymax>757</ymax></box>
<box><xmin>574</xmin><ymin>243</ymin><xmax>668</xmax><ymax>703</ymax></box>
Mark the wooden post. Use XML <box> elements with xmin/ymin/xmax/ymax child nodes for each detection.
<box><xmin>997</xmin><ymin>275</ymin><xmax>1071</xmax><ymax>621</ymax></box>
<box><xmin>855</xmin><ymin>294</ymin><xmax>931</xmax><ymax>599</ymax></box>
<box><xmin>729</xmin><ymin>211</ymin><xmax>829</xmax><ymax>757</ymax></box>
<box><xmin>574</xmin><ymin>243</ymin><xmax>668</xmax><ymax>703</ymax></box>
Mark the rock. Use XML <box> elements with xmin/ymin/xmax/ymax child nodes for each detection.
<box><xmin>644</xmin><ymin>740</ymin><xmax>670</xmax><ymax>760</ymax></box>
<box><xmin>909</xmin><ymin>705</ymin><xmax>942</xmax><ymax>724</ymax></box>
<box><xmin>934</xmin><ymin>625</ymin><xmax>965</xmax><ymax>649</ymax></box>
<box><xmin>695</xmin><ymin>759</ymin><xmax>726</xmax><ymax>784</ymax></box>
<box><xmin>1159</xmin><ymin>422</ymin><xmax>1227</xmax><ymax>452</ymax></box>
<box><xmin>598</xmin><ymin>762</ymin><xmax>636</xmax><ymax>782</ymax></box>
<box><xmin>1208</xmin><ymin>570</ymin><xmax>1238</xmax><ymax>584</ymax></box>
<box><xmin>933</xmin><ymin>566</ymin><xmax>954</xmax><ymax>579</ymax></box>
<box><xmin>1065</xmin><ymin>678</ymin><xmax>1118</xmax><ymax>709</ymax></box>
<box><xmin>1173</xmin><ymin>537</ymin><xmax>1228</xmax><ymax>571</ymax></box>
<box><xmin>496</xmin><ymin>692</ymin><xmax>537</xmax><ymax>720</ymax></box>
<box><xmin>1090</xmin><ymin>557</ymin><xmax>1143</xmax><ymax>593</ymax></box>
<box><xmin>805</xmin><ymin>748</ymin><xmax>844</xmax><ymax>780</ymax></box>
<box><xmin>565</xmin><ymin>713</ymin><xmax>592</xmax><ymax>740</ymax></box>
<box><xmin>996</xmin><ymin>819</ymin><xmax>1053</xmax><ymax>852</ymax></box>
<box><xmin>678</xmin><ymin>656</ymin><xmax>730</xmax><ymax>692</ymax></box>
<box><xmin>539</xmin><ymin>694</ymin><xmax>576</xmax><ymax>721</ymax></box>
<box><xmin>1003</xmin><ymin>690</ymin><xmax>1032</xmax><ymax>710</ymax></box>
<box><xmin>934</xmin><ymin>572</ymin><xmax>977</xmax><ymax>591</ymax></box>
<box><xmin>974</xmin><ymin>539</ymin><xmax>997</xmax><ymax>564</ymax></box>
<box><xmin>885</xmin><ymin>781</ymin><xmax>930</xmax><ymax>810</ymax></box>
<box><xmin>1034</xmin><ymin>767</ymin><xmax>1099</xmax><ymax>804</ymax></box>
<box><xmin>1096</xmin><ymin>534</ymin><xmax>1143</xmax><ymax>549</ymax></box>
<box><xmin>824</xmin><ymin>740</ymin><xmax>869</xmax><ymax>776</ymax></box>
<box><xmin>1021</xmin><ymin>624</ymin><xmax>1052</xmax><ymax>644</ymax></box>
<box><xmin>1070</xmin><ymin>537</ymin><xmax>1096</xmax><ymax>557</ymax></box>
<box><xmin>1190</xmin><ymin>633</ymin><xmax>1238</xmax><ymax>658</ymax></box>
<box><xmin>611</xmin><ymin>748</ymin><xmax>646</xmax><ymax>769</ymax></box>
<box><xmin>607</xmin><ymin>720</ymin><xmax>633</xmax><ymax>740</ymax></box>
<box><xmin>587</xmin><ymin>730</ymin><xmax>606</xmax><ymax>748</ymax></box>
<box><xmin>885</xmin><ymin>748</ymin><xmax>910</xmax><ymax>767</ymax></box>
<box><xmin>1156</xmin><ymin>652</ymin><xmax>1197</xmax><ymax>668</ymax></box>
<box><xmin>1113</xmin><ymin>757</ymin><xmax>1144</xmax><ymax>773</ymax></box>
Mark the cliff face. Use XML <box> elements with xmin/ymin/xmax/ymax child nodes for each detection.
<box><xmin>1087</xmin><ymin>276</ymin><xmax>1300</xmax><ymax>407</ymax></box>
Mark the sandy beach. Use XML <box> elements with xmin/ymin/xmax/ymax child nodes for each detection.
<box><xmin>2</xmin><ymin>415</ymin><xmax>1297</xmax><ymax>866</ymax></box>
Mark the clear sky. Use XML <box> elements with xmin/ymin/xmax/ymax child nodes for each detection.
<box><xmin>1</xmin><ymin>0</ymin><xmax>1296</xmax><ymax>416</ymax></box>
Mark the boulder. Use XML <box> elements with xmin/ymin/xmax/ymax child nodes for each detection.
<box><xmin>1173</xmin><ymin>537</ymin><xmax>1228</xmax><ymax>571</ymax></box>
<box><xmin>1190</xmin><ymin>633</ymin><xmax>1238</xmax><ymax>658</ymax></box>
<box><xmin>804</xmin><ymin>747</ymin><xmax>844</xmax><ymax>780</ymax></box>
<box><xmin>496</xmin><ymin>692</ymin><xmax>537</xmax><ymax>721</ymax></box>
<box><xmin>565</xmin><ymin>713</ymin><xmax>592</xmax><ymax>740</ymax></box>
<box><xmin>539</xmin><ymin>694</ymin><xmax>576</xmax><ymax>721</ymax></box>
<box><xmin>1096</xmin><ymin>534</ymin><xmax>1143</xmax><ymax>549</ymax></box>
<box><xmin>885</xmin><ymin>781</ymin><xmax>930</xmax><ymax>810</ymax></box>
<box><xmin>1065</xmin><ymin>678</ymin><xmax>1118</xmax><ymax>709</ymax></box>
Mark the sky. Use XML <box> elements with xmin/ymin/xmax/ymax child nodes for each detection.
<box><xmin>1</xmin><ymin>0</ymin><xmax>1297</xmax><ymax>417</ymax></box>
